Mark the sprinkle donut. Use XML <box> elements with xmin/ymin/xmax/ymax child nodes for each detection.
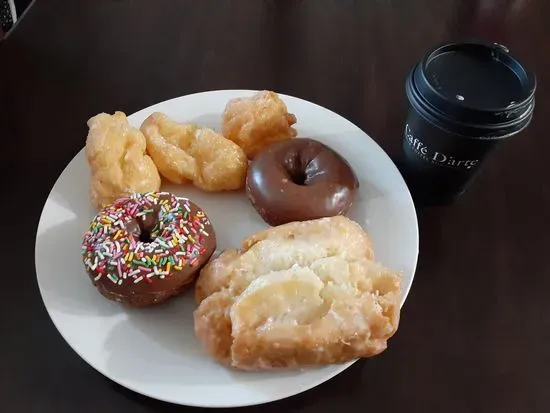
<box><xmin>81</xmin><ymin>192</ymin><xmax>216</xmax><ymax>307</ymax></box>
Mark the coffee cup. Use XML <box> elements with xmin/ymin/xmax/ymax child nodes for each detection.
<box><xmin>401</xmin><ymin>41</ymin><xmax>536</xmax><ymax>205</ymax></box>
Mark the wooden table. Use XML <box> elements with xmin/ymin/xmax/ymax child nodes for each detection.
<box><xmin>1</xmin><ymin>1</ymin><xmax>549</xmax><ymax>412</ymax></box>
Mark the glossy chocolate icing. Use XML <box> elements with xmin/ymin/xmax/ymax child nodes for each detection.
<box><xmin>246</xmin><ymin>138</ymin><xmax>359</xmax><ymax>226</ymax></box>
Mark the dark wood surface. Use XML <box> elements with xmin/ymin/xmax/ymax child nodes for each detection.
<box><xmin>1</xmin><ymin>0</ymin><xmax>549</xmax><ymax>412</ymax></box>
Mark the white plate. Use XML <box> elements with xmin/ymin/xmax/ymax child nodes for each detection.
<box><xmin>35</xmin><ymin>90</ymin><xmax>419</xmax><ymax>408</ymax></box>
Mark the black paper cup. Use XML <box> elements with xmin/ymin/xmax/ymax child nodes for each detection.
<box><xmin>401</xmin><ymin>41</ymin><xmax>536</xmax><ymax>205</ymax></box>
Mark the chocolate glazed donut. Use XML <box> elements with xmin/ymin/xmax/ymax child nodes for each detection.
<box><xmin>246</xmin><ymin>138</ymin><xmax>359</xmax><ymax>226</ymax></box>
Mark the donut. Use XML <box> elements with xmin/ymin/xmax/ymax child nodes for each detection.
<box><xmin>81</xmin><ymin>192</ymin><xmax>216</xmax><ymax>307</ymax></box>
<box><xmin>246</xmin><ymin>138</ymin><xmax>359</xmax><ymax>226</ymax></box>
<box><xmin>194</xmin><ymin>216</ymin><xmax>401</xmax><ymax>370</ymax></box>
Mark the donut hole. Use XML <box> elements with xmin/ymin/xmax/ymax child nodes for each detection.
<box><xmin>132</xmin><ymin>214</ymin><xmax>159</xmax><ymax>244</ymax></box>
<box><xmin>139</xmin><ymin>229</ymin><xmax>153</xmax><ymax>243</ymax></box>
<box><xmin>289</xmin><ymin>170</ymin><xmax>308</xmax><ymax>186</ymax></box>
<box><xmin>284</xmin><ymin>154</ymin><xmax>311</xmax><ymax>186</ymax></box>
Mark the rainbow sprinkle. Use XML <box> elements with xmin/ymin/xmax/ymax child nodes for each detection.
<box><xmin>81</xmin><ymin>192</ymin><xmax>212</xmax><ymax>285</ymax></box>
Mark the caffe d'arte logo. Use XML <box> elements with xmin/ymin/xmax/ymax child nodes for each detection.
<box><xmin>405</xmin><ymin>125</ymin><xmax>479</xmax><ymax>169</ymax></box>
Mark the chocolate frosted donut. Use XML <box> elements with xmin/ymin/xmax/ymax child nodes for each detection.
<box><xmin>81</xmin><ymin>192</ymin><xmax>216</xmax><ymax>307</ymax></box>
<box><xmin>246</xmin><ymin>138</ymin><xmax>359</xmax><ymax>226</ymax></box>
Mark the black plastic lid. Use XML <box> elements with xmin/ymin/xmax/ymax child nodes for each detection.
<box><xmin>411</xmin><ymin>41</ymin><xmax>536</xmax><ymax>128</ymax></box>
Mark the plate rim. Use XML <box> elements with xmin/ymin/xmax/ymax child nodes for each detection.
<box><xmin>34</xmin><ymin>89</ymin><xmax>419</xmax><ymax>408</ymax></box>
